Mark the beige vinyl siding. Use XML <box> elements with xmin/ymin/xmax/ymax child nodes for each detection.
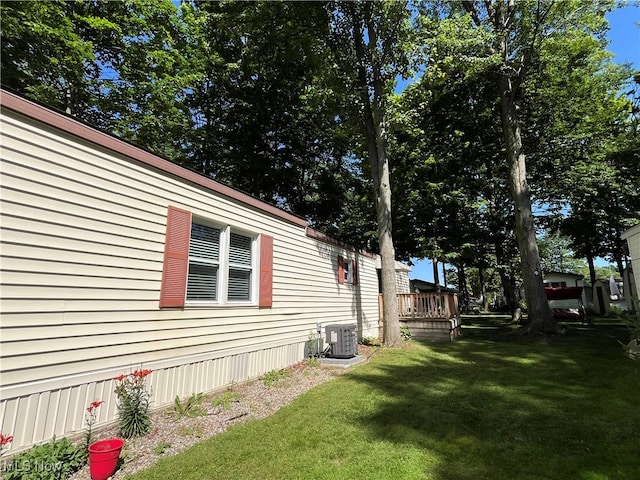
<box><xmin>396</xmin><ymin>270</ymin><xmax>411</xmax><ymax>293</ymax></box>
<box><xmin>0</xmin><ymin>106</ymin><xmax>380</xmax><ymax>451</ymax></box>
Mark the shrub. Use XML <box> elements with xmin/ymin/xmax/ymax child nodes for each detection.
<box><xmin>306</xmin><ymin>330</ymin><xmax>324</xmax><ymax>357</ymax></box>
<box><xmin>306</xmin><ymin>356</ymin><xmax>321</xmax><ymax>368</ymax></box>
<box><xmin>212</xmin><ymin>391</ymin><xmax>241</xmax><ymax>411</ymax></box>
<box><xmin>360</xmin><ymin>336</ymin><xmax>381</xmax><ymax>346</ymax></box>
<box><xmin>4</xmin><ymin>437</ymin><xmax>85</xmax><ymax>480</ymax></box>
<box><xmin>172</xmin><ymin>393</ymin><xmax>205</xmax><ymax>419</ymax></box>
<box><xmin>400</xmin><ymin>325</ymin><xmax>412</xmax><ymax>340</ymax></box>
<box><xmin>114</xmin><ymin>369</ymin><xmax>152</xmax><ymax>438</ymax></box>
<box><xmin>618</xmin><ymin>308</ymin><xmax>640</xmax><ymax>360</ymax></box>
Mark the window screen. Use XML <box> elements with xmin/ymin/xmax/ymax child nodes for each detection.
<box><xmin>187</xmin><ymin>223</ymin><xmax>221</xmax><ymax>301</ymax></box>
<box><xmin>228</xmin><ymin>232</ymin><xmax>252</xmax><ymax>301</ymax></box>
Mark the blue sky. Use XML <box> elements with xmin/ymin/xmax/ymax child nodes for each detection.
<box><xmin>606</xmin><ymin>4</ymin><xmax>639</xmax><ymax>68</ymax></box>
<box><xmin>409</xmin><ymin>4</ymin><xmax>639</xmax><ymax>283</ymax></box>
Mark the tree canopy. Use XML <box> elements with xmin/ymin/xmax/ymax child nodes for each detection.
<box><xmin>2</xmin><ymin>0</ymin><xmax>638</xmax><ymax>331</ymax></box>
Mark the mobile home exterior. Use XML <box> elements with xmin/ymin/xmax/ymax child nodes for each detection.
<box><xmin>622</xmin><ymin>224</ymin><xmax>640</xmax><ymax>311</ymax></box>
<box><xmin>0</xmin><ymin>90</ymin><xmax>380</xmax><ymax>452</ymax></box>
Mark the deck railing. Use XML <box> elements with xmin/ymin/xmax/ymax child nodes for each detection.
<box><xmin>396</xmin><ymin>292</ymin><xmax>460</xmax><ymax>320</ymax></box>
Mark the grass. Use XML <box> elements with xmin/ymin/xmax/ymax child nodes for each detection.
<box><xmin>126</xmin><ymin>317</ymin><xmax>639</xmax><ymax>480</ymax></box>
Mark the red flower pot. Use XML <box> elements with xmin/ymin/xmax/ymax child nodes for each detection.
<box><xmin>88</xmin><ymin>438</ymin><xmax>125</xmax><ymax>480</ymax></box>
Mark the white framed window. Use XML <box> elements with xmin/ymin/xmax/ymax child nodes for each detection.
<box><xmin>338</xmin><ymin>255</ymin><xmax>358</xmax><ymax>285</ymax></box>
<box><xmin>186</xmin><ymin>221</ymin><xmax>256</xmax><ymax>304</ymax></box>
<box><xmin>343</xmin><ymin>260</ymin><xmax>352</xmax><ymax>283</ymax></box>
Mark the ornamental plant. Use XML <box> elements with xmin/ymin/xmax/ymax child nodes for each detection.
<box><xmin>84</xmin><ymin>400</ymin><xmax>103</xmax><ymax>452</ymax></box>
<box><xmin>4</xmin><ymin>437</ymin><xmax>85</xmax><ymax>480</ymax></box>
<box><xmin>114</xmin><ymin>369</ymin><xmax>152</xmax><ymax>438</ymax></box>
<box><xmin>0</xmin><ymin>433</ymin><xmax>13</xmax><ymax>456</ymax></box>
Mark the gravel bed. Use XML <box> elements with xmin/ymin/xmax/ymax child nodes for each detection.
<box><xmin>68</xmin><ymin>351</ymin><xmax>375</xmax><ymax>479</ymax></box>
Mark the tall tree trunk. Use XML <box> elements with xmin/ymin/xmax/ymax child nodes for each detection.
<box><xmin>462</xmin><ymin>0</ymin><xmax>560</xmax><ymax>334</ymax></box>
<box><xmin>586</xmin><ymin>253</ymin><xmax>597</xmax><ymax>313</ymax></box>
<box><xmin>478</xmin><ymin>265</ymin><xmax>488</xmax><ymax>312</ymax></box>
<box><xmin>615</xmin><ymin>256</ymin><xmax>624</xmax><ymax>279</ymax></box>
<box><xmin>458</xmin><ymin>262</ymin><xmax>468</xmax><ymax>308</ymax></box>
<box><xmin>433</xmin><ymin>259</ymin><xmax>440</xmax><ymax>291</ymax></box>
<box><xmin>499</xmin><ymin>76</ymin><xmax>557</xmax><ymax>334</ymax></box>
<box><xmin>494</xmin><ymin>238</ymin><xmax>521</xmax><ymax>322</ymax></box>
<box><xmin>497</xmin><ymin>265</ymin><xmax>521</xmax><ymax>323</ymax></box>
<box><xmin>587</xmin><ymin>253</ymin><xmax>596</xmax><ymax>286</ymax></box>
<box><xmin>377</xmin><ymin>169</ymin><xmax>401</xmax><ymax>346</ymax></box>
<box><xmin>352</xmin><ymin>4</ymin><xmax>401</xmax><ymax>346</ymax></box>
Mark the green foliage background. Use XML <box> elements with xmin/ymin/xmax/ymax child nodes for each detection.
<box><xmin>2</xmin><ymin>0</ymin><xmax>638</xmax><ymax>304</ymax></box>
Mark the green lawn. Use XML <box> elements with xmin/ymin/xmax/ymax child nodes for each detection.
<box><xmin>127</xmin><ymin>317</ymin><xmax>639</xmax><ymax>480</ymax></box>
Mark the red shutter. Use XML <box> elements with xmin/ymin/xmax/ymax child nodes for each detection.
<box><xmin>259</xmin><ymin>234</ymin><xmax>273</xmax><ymax>307</ymax></box>
<box><xmin>159</xmin><ymin>206</ymin><xmax>191</xmax><ymax>308</ymax></box>
<box><xmin>338</xmin><ymin>255</ymin><xmax>345</xmax><ymax>284</ymax></box>
<box><xmin>352</xmin><ymin>259</ymin><xmax>359</xmax><ymax>286</ymax></box>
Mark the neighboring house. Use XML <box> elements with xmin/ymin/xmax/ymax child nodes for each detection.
<box><xmin>544</xmin><ymin>269</ymin><xmax>634</xmax><ymax>316</ymax></box>
<box><xmin>410</xmin><ymin>278</ymin><xmax>457</xmax><ymax>294</ymax></box>
<box><xmin>623</xmin><ymin>224</ymin><xmax>640</xmax><ymax>312</ymax></box>
<box><xmin>590</xmin><ymin>275</ymin><xmax>627</xmax><ymax>315</ymax></box>
<box><xmin>395</xmin><ymin>262</ymin><xmax>412</xmax><ymax>293</ymax></box>
<box><xmin>543</xmin><ymin>272</ymin><xmax>587</xmax><ymax>322</ymax></box>
<box><xmin>543</xmin><ymin>272</ymin><xmax>584</xmax><ymax>288</ymax></box>
<box><xmin>623</xmin><ymin>266</ymin><xmax>637</xmax><ymax>312</ymax></box>
<box><xmin>0</xmin><ymin>90</ymin><xmax>382</xmax><ymax>452</ymax></box>
<box><xmin>543</xmin><ymin>272</ymin><xmax>587</xmax><ymax>307</ymax></box>
<box><xmin>375</xmin><ymin>257</ymin><xmax>412</xmax><ymax>293</ymax></box>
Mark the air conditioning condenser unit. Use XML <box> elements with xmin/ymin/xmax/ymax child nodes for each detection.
<box><xmin>325</xmin><ymin>324</ymin><xmax>357</xmax><ymax>358</ymax></box>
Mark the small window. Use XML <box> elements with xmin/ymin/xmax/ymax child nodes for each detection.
<box><xmin>338</xmin><ymin>255</ymin><xmax>358</xmax><ymax>285</ymax></box>
<box><xmin>160</xmin><ymin>207</ymin><xmax>272</xmax><ymax>308</ymax></box>
<box><xmin>343</xmin><ymin>260</ymin><xmax>352</xmax><ymax>283</ymax></box>
<box><xmin>186</xmin><ymin>222</ymin><xmax>255</xmax><ymax>304</ymax></box>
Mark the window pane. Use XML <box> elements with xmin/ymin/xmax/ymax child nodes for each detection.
<box><xmin>190</xmin><ymin>224</ymin><xmax>220</xmax><ymax>261</ymax></box>
<box><xmin>229</xmin><ymin>233</ymin><xmax>251</xmax><ymax>266</ymax></box>
<box><xmin>187</xmin><ymin>262</ymin><xmax>218</xmax><ymax>301</ymax></box>
<box><xmin>344</xmin><ymin>262</ymin><xmax>351</xmax><ymax>283</ymax></box>
<box><xmin>228</xmin><ymin>268</ymin><xmax>251</xmax><ymax>301</ymax></box>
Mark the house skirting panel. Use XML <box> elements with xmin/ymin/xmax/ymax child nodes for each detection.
<box><xmin>0</xmin><ymin>341</ymin><xmax>305</xmax><ymax>454</ymax></box>
<box><xmin>401</xmin><ymin>317</ymin><xmax>462</xmax><ymax>342</ymax></box>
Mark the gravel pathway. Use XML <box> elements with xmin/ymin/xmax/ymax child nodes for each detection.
<box><xmin>68</xmin><ymin>351</ymin><xmax>374</xmax><ymax>479</ymax></box>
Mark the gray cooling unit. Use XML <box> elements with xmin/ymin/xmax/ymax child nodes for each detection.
<box><xmin>325</xmin><ymin>324</ymin><xmax>357</xmax><ymax>358</ymax></box>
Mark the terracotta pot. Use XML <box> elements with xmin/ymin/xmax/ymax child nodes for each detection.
<box><xmin>88</xmin><ymin>438</ymin><xmax>125</xmax><ymax>480</ymax></box>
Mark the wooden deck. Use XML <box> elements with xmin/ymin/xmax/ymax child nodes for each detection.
<box><xmin>381</xmin><ymin>293</ymin><xmax>462</xmax><ymax>341</ymax></box>
<box><xmin>397</xmin><ymin>292</ymin><xmax>460</xmax><ymax>320</ymax></box>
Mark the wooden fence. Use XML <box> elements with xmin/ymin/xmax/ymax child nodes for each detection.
<box><xmin>396</xmin><ymin>292</ymin><xmax>460</xmax><ymax>320</ymax></box>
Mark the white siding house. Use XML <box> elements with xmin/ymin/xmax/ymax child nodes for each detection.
<box><xmin>374</xmin><ymin>257</ymin><xmax>411</xmax><ymax>293</ymax></box>
<box><xmin>622</xmin><ymin>224</ymin><xmax>640</xmax><ymax>310</ymax></box>
<box><xmin>394</xmin><ymin>264</ymin><xmax>412</xmax><ymax>294</ymax></box>
<box><xmin>0</xmin><ymin>90</ymin><xmax>381</xmax><ymax>453</ymax></box>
